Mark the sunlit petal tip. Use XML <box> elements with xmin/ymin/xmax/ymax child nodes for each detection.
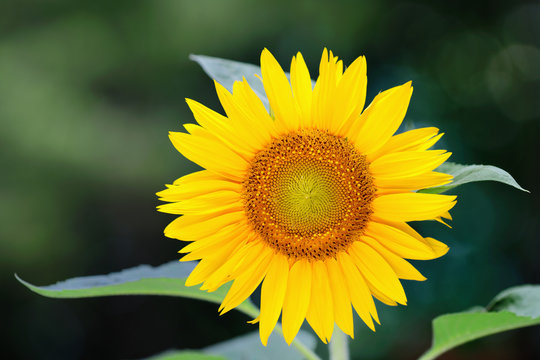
<box><xmin>184</xmin><ymin>275</ymin><xmax>202</xmax><ymax>287</ymax></box>
<box><xmin>260</xmin><ymin>48</ymin><xmax>275</xmax><ymax>63</ymax></box>
<box><xmin>248</xmin><ymin>316</ymin><xmax>260</xmax><ymax>324</ymax></box>
<box><xmin>441</xmin><ymin>211</ymin><xmax>453</xmax><ymax>220</ymax></box>
<box><xmin>425</xmin><ymin>238</ymin><xmax>450</xmax><ymax>257</ymax></box>
<box><xmin>284</xmin><ymin>337</ymin><xmax>294</xmax><ymax>346</ymax></box>
<box><xmin>213</xmin><ymin>79</ymin><xmax>227</xmax><ymax>93</ymax></box>
<box><xmin>218</xmin><ymin>305</ymin><xmax>232</xmax><ymax>316</ymax></box>
<box><xmin>435</xmin><ymin>217</ymin><xmax>453</xmax><ymax>228</ymax></box>
<box><xmin>179</xmin><ymin>253</ymin><xmax>196</xmax><ymax>262</ymax></box>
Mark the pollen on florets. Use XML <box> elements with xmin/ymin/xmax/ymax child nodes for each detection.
<box><xmin>242</xmin><ymin>129</ymin><xmax>376</xmax><ymax>260</ymax></box>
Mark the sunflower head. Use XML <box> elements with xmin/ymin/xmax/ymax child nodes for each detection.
<box><xmin>158</xmin><ymin>49</ymin><xmax>456</xmax><ymax>346</ymax></box>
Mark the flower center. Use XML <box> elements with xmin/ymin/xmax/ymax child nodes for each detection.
<box><xmin>242</xmin><ymin>129</ymin><xmax>376</xmax><ymax>260</ymax></box>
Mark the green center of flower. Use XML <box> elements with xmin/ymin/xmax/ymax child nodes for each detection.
<box><xmin>243</xmin><ymin>129</ymin><xmax>376</xmax><ymax>260</ymax></box>
<box><xmin>275</xmin><ymin>164</ymin><xmax>341</xmax><ymax>234</ymax></box>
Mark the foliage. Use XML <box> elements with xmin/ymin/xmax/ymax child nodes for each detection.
<box><xmin>419</xmin><ymin>286</ymin><xmax>540</xmax><ymax>360</ymax></box>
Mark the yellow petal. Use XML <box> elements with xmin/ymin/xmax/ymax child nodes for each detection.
<box><xmin>374</xmin><ymin>171</ymin><xmax>453</xmax><ymax>194</ymax></box>
<box><xmin>348</xmin><ymin>242</ymin><xmax>407</xmax><ymax>305</ymax></box>
<box><xmin>378</xmin><ymin>220</ymin><xmax>450</xmax><ymax>259</ymax></box>
<box><xmin>185</xmin><ymin>98</ymin><xmax>255</xmax><ymax>158</ymax></box>
<box><xmin>306</xmin><ymin>301</ymin><xmax>326</xmax><ymax>343</ymax></box>
<box><xmin>306</xmin><ymin>260</ymin><xmax>334</xmax><ymax>343</ymax></box>
<box><xmin>367</xmin><ymin>284</ymin><xmax>398</xmax><ymax>306</ymax></box>
<box><xmin>441</xmin><ymin>211</ymin><xmax>452</xmax><ymax>220</ymax></box>
<box><xmin>282</xmin><ymin>259</ymin><xmax>311</xmax><ymax>345</ymax></box>
<box><xmin>372</xmin><ymin>193</ymin><xmax>457</xmax><ymax>222</ymax></box>
<box><xmin>326</xmin><ymin>258</ymin><xmax>354</xmax><ymax>338</ymax></box>
<box><xmin>259</xmin><ymin>254</ymin><xmax>289</xmax><ymax>346</ymax></box>
<box><xmin>220</xmin><ymin>244</ymin><xmax>273</xmax><ymax>314</ymax></box>
<box><xmin>200</xmin><ymin>236</ymin><xmax>259</xmax><ymax>291</ymax></box>
<box><xmin>174</xmin><ymin>170</ymin><xmax>218</xmax><ymax>185</ymax></box>
<box><xmin>158</xmin><ymin>177</ymin><xmax>241</xmax><ymax>203</ymax></box>
<box><xmin>311</xmin><ymin>49</ymin><xmax>341</xmax><ymax>130</ymax></box>
<box><xmin>169</xmin><ymin>131</ymin><xmax>247</xmax><ymax>181</ymax></box>
<box><xmin>261</xmin><ymin>48</ymin><xmax>300</xmax><ymax>132</ymax></box>
<box><xmin>364</xmin><ymin>221</ymin><xmax>438</xmax><ymax>260</ymax></box>
<box><xmin>179</xmin><ymin>225</ymin><xmax>249</xmax><ymax>262</ymax></box>
<box><xmin>184</xmin><ymin>236</ymin><xmax>244</xmax><ymax>287</ymax></box>
<box><xmin>417</xmin><ymin>133</ymin><xmax>444</xmax><ymax>151</ymax></box>
<box><xmin>368</xmin><ymin>127</ymin><xmax>440</xmax><ymax>161</ymax></box>
<box><xmin>425</xmin><ymin>237</ymin><xmax>450</xmax><ymax>258</ymax></box>
<box><xmin>290</xmin><ymin>52</ymin><xmax>313</xmax><ymax>128</ymax></box>
<box><xmin>361</xmin><ymin>236</ymin><xmax>426</xmax><ymax>281</ymax></box>
<box><xmin>337</xmin><ymin>252</ymin><xmax>378</xmax><ymax>329</ymax></box>
<box><xmin>370</xmin><ymin>150</ymin><xmax>452</xmax><ymax>179</ymax></box>
<box><xmin>248</xmin><ymin>316</ymin><xmax>260</xmax><ymax>324</ymax></box>
<box><xmin>331</xmin><ymin>55</ymin><xmax>368</xmax><ymax>136</ymax></box>
<box><xmin>164</xmin><ymin>211</ymin><xmax>245</xmax><ymax>241</ymax></box>
<box><xmin>233</xmin><ymin>79</ymin><xmax>277</xmax><ymax>138</ymax></box>
<box><xmin>179</xmin><ymin>222</ymin><xmax>244</xmax><ymax>253</ymax></box>
<box><xmin>184</xmin><ymin>121</ymin><xmax>251</xmax><ymax>163</ymax></box>
<box><xmin>215</xmin><ymin>81</ymin><xmax>274</xmax><ymax>149</ymax></box>
<box><xmin>225</xmin><ymin>240</ymin><xmax>268</xmax><ymax>279</ymax></box>
<box><xmin>350</xmin><ymin>82</ymin><xmax>413</xmax><ymax>155</ymax></box>
<box><xmin>157</xmin><ymin>190</ymin><xmax>242</xmax><ymax>215</ymax></box>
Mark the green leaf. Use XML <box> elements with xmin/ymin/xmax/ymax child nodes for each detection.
<box><xmin>146</xmin><ymin>330</ymin><xmax>317</xmax><ymax>360</ymax></box>
<box><xmin>190</xmin><ymin>54</ymin><xmax>269</xmax><ymax>109</ymax></box>
<box><xmin>15</xmin><ymin>261</ymin><xmax>259</xmax><ymax>318</ymax></box>
<box><xmin>420</xmin><ymin>162</ymin><xmax>528</xmax><ymax>194</ymax></box>
<box><xmin>419</xmin><ymin>285</ymin><xmax>540</xmax><ymax>360</ymax></box>
<box><xmin>18</xmin><ymin>263</ymin><xmax>320</xmax><ymax>360</ymax></box>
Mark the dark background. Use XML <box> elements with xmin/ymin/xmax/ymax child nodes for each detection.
<box><xmin>2</xmin><ymin>0</ymin><xmax>539</xmax><ymax>359</ymax></box>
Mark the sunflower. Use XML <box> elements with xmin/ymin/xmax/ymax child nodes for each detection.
<box><xmin>157</xmin><ymin>49</ymin><xmax>456</xmax><ymax>346</ymax></box>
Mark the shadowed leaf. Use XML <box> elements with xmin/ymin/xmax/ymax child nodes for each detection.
<box><xmin>16</xmin><ymin>261</ymin><xmax>259</xmax><ymax>317</ymax></box>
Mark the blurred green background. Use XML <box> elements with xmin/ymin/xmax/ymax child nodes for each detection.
<box><xmin>2</xmin><ymin>0</ymin><xmax>539</xmax><ymax>359</ymax></box>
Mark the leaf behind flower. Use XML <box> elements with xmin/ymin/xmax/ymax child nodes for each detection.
<box><xmin>15</xmin><ymin>261</ymin><xmax>259</xmax><ymax>317</ymax></box>
<box><xmin>420</xmin><ymin>162</ymin><xmax>528</xmax><ymax>194</ymax></box>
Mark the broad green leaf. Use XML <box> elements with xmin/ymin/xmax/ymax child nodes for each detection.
<box><xmin>419</xmin><ymin>285</ymin><xmax>540</xmax><ymax>360</ymax></box>
<box><xmin>420</xmin><ymin>162</ymin><xmax>528</xmax><ymax>194</ymax></box>
<box><xmin>15</xmin><ymin>261</ymin><xmax>259</xmax><ymax>318</ymax></box>
<box><xmin>146</xmin><ymin>330</ymin><xmax>318</xmax><ymax>360</ymax></box>
<box><xmin>190</xmin><ymin>54</ymin><xmax>269</xmax><ymax>109</ymax></box>
<box><xmin>18</xmin><ymin>263</ymin><xmax>320</xmax><ymax>360</ymax></box>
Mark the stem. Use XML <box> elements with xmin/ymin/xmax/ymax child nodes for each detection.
<box><xmin>329</xmin><ymin>327</ymin><xmax>349</xmax><ymax>360</ymax></box>
<box><xmin>274</xmin><ymin>324</ymin><xmax>322</xmax><ymax>360</ymax></box>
